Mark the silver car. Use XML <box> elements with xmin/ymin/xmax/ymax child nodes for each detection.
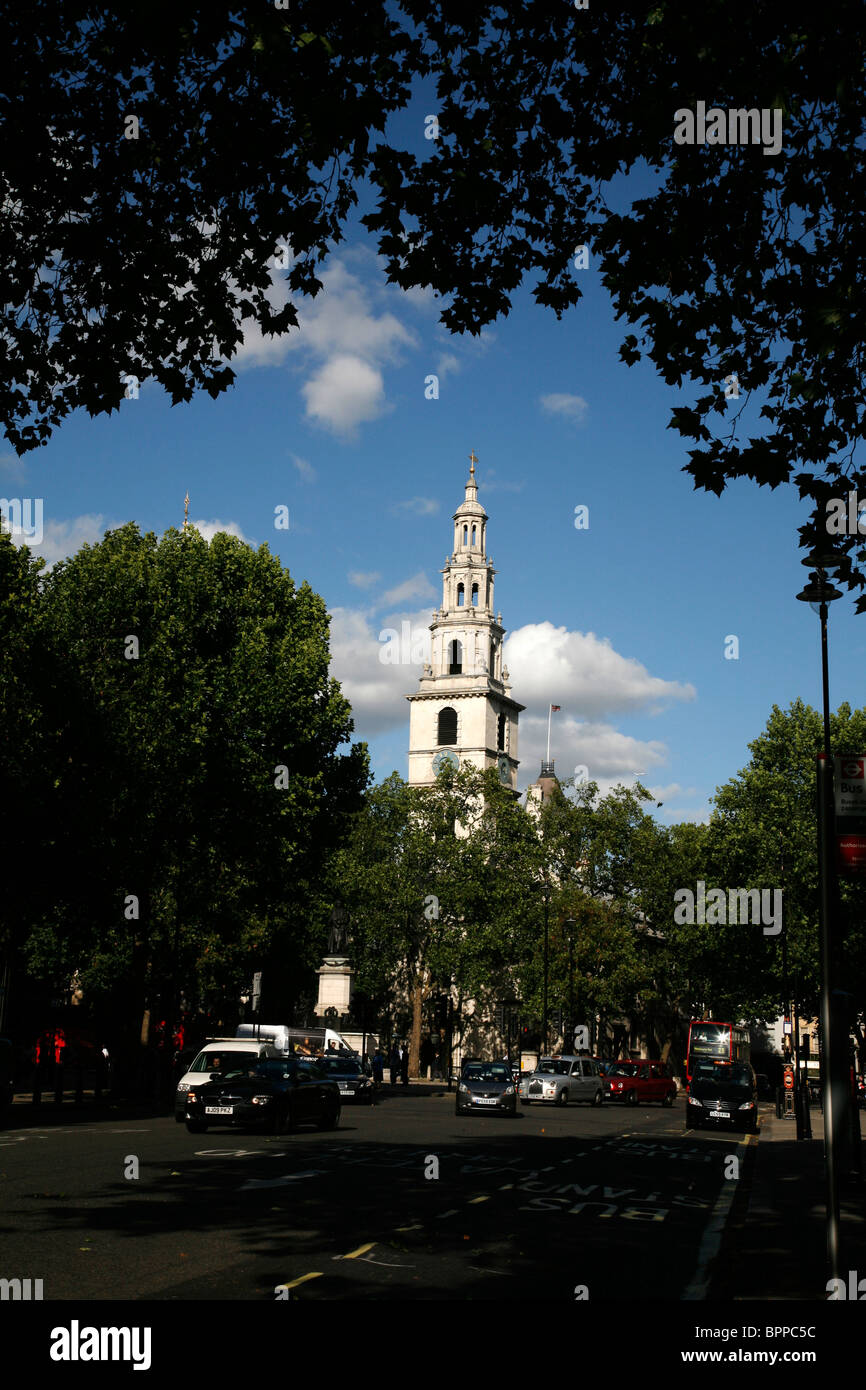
<box><xmin>456</xmin><ymin>1060</ymin><xmax>518</xmax><ymax>1116</ymax></box>
<box><xmin>519</xmin><ymin>1056</ymin><xmax>603</xmax><ymax>1107</ymax></box>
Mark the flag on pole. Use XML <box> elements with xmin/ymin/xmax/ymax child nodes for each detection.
<box><xmin>550</xmin><ymin>704</ymin><xmax>560</xmax><ymax>712</ymax></box>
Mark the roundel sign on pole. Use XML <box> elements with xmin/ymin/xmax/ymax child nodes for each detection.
<box><xmin>783</xmin><ymin>1067</ymin><xmax>794</xmax><ymax>1091</ymax></box>
<box><xmin>835</xmin><ymin>756</ymin><xmax>866</xmax><ymax>816</ymax></box>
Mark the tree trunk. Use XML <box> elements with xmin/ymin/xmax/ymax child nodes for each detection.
<box><xmin>410</xmin><ymin>977</ymin><xmax>423</xmax><ymax>1078</ymax></box>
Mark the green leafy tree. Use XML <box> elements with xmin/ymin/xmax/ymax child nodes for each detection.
<box><xmin>533</xmin><ymin>778</ymin><xmax>680</xmax><ymax>1056</ymax></box>
<box><xmin>15</xmin><ymin>523</ymin><xmax>368</xmax><ymax>1060</ymax></box>
<box><xmin>333</xmin><ymin>763</ymin><xmax>542</xmax><ymax>1073</ymax></box>
<box><xmin>5</xmin><ymin>7</ymin><xmax>866</xmax><ymax>598</ymax></box>
<box><xmin>702</xmin><ymin>699</ymin><xmax>866</xmax><ymax>1051</ymax></box>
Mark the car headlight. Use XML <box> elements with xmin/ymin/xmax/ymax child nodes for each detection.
<box><xmin>687</xmin><ymin>1094</ymin><xmax>702</xmax><ymax>1106</ymax></box>
<box><xmin>176</xmin><ymin>1081</ymin><xmax>190</xmax><ymax>1093</ymax></box>
<box><xmin>738</xmin><ymin>1100</ymin><xmax>755</xmax><ymax>1110</ymax></box>
<box><xmin>504</xmin><ymin>1086</ymin><xmax>515</xmax><ymax>1096</ymax></box>
<box><xmin>251</xmin><ymin>1095</ymin><xmax>272</xmax><ymax>1105</ymax></box>
<box><xmin>458</xmin><ymin>1083</ymin><xmax>469</xmax><ymax>1093</ymax></box>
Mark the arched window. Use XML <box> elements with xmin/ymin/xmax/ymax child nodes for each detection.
<box><xmin>471</xmin><ymin>525</ymin><xmax>477</xmax><ymax>546</ymax></box>
<box><xmin>497</xmin><ymin>713</ymin><xmax>506</xmax><ymax>751</ymax></box>
<box><xmin>489</xmin><ymin>638</ymin><xmax>496</xmax><ymax>675</ymax></box>
<box><xmin>438</xmin><ymin>707</ymin><xmax>458</xmax><ymax>745</ymax></box>
<box><xmin>448</xmin><ymin>639</ymin><xmax>462</xmax><ymax>674</ymax></box>
<box><xmin>463</xmin><ymin>524</ymin><xmax>468</xmax><ymax>545</ymax></box>
<box><xmin>457</xmin><ymin>582</ymin><xmax>465</xmax><ymax>607</ymax></box>
<box><xmin>471</xmin><ymin>583</ymin><xmax>479</xmax><ymax>606</ymax></box>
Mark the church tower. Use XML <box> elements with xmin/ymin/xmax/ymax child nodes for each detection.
<box><xmin>407</xmin><ymin>454</ymin><xmax>524</xmax><ymax>791</ymax></box>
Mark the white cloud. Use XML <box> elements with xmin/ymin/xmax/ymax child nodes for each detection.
<box><xmin>229</xmin><ymin>257</ymin><xmax>418</xmax><ymax>436</ymax></box>
<box><xmin>0</xmin><ymin>453</ymin><xmax>28</xmax><ymax>484</ymax></box>
<box><xmin>478</xmin><ymin>469</ymin><xmax>525</xmax><ymax>495</ymax></box>
<box><xmin>291</xmin><ymin>261</ymin><xmax>416</xmax><ymax>364</ymax></box>
<box><xmin>301</xmin><ymin>354</ymin><xmax>388</xmax><ymax>435</ymax></box>
<box><xmin>379</xmin><ymin>572</ymin><xmax>438</xmax><ymax>608</ymax></box>
<box><xmin>12</xmin><ymin>513</ymin><xmax>116</xmax><ymax>568</ymax></box>
<box><xmin>392</xmin><ymin>496</ymin><xmax>439</xmax><ymax>516</ymax></box>
<box><xmin>329</xmin><ymin>604</ymin><xmax>435</xmax><ymax>737</ymax></box>
<box><xmin>436</xmin><ymin>352</ymin><xmax>460</xmax><ymax>380</ymax></box>
<box><xmin>540</xmin><ymin>392</ymin><xmax>589</xmax><ymax>424</ymax></box>
<box><xmin>348</xmin><ymin>570</ymin><xmax>382</xmax><ymax>589</ymax></box>
<box><xmin>190</xmin><ymin>519</ymin><xmax>252</xmax><ymax>544</ymax></box>
<box><xmin>518</xmin><ymin>709</ymin><xmax>669</xmax><ymax>796</ymax></box>
<box><xmin>290</xmin><ymin>453</ymin><xmax>316</xmax><ymax>483</ymax></box>
<box><xmin>504</xmin><ymin>622</ymin><xmax>695</xmax><ymax>719</ymax></box>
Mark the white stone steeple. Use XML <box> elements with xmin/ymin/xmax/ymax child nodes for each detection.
<box><xmin>406</xmin><ymin>454</ymin><xmax>523</xmax><ymax>791</ymax></box>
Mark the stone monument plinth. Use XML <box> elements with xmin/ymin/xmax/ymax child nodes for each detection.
<box><xmin>314</xmin><ymin>956</ymin><xmax>353</xmax><ymax>1019</ymax></box>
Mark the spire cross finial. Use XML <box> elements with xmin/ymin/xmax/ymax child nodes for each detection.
<box><xmin>183</xmin><ymin>492</ymin><xmax>190</xmax><ymax>531</ymax></box>
<box><xmin>468</xmin><ymin>449</ymin><xmax>478</xmax><ymax>475</ymax></box>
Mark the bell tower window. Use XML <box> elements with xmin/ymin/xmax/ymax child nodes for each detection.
<box><xmin>463</xmin><ymin>524</ymin><xmax>468</xmax><ymax>545</ymax></box>
<box><xmin>471</xmin><ymin>525</ymin><xmax>477</xmax><ymax>546</ymax></box>
<box><xmin>448</xmin><ymin>639</ymin><xmax>463</xmax><ymax>675</ymax></box>
<box><xmin>497</xmin><ymin>713</ymin><xmax>506</xmax><ymax>751</ymax></box>
<box><xmin>471</xmin><ymin>583</ymin><xmax>479</xmax><ymax>606</ymax></box>
<box><xmin>438</xmin><ymin>707</ymin><xmax>458</xmax><ymax>745</ymax></box>
<box><xmin>457</xmin><ymin>582</ymin><xmax>465</xmax><ymax>607</ymax></box>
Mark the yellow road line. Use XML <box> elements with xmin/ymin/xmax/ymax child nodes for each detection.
<box><xmin>276</xmin><ymin>1272</ymin><xmax>323</xmax><ymax>1290</ymax></box>
<box><xmin>468</xmin><ymin>1195</ymin><xmax>489</xmax><ymax>1204</ymax></box>
<box><xmin>338</xmin><ymin>1242</ymin><xmax>376</xmax><ymax>1260</ymax></box>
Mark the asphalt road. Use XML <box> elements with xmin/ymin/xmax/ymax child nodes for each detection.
<box><xmin>0</xmin><ymin>1089</ymin><xmax>762</xmax><ymax>1301</ymax></box>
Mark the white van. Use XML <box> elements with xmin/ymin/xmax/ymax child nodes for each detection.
<box><xmin>174</xmin><ymin>1038</ymin><xmax>281</xmax><ymax>1121</ymax></box>
<box><xmin>234</xmin><ymin>1023</ymin><xmax>357</xmax><ymax>1056</ymax></box>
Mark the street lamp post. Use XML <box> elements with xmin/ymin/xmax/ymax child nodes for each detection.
<box><xmin>564</xmin><ymin>918</ymin><xmax>577</xmax><ymax>1048</ymax></box>
<box><xmin>542</xmin><ymin>883</ymin><xmax>550</xmax><ymax>1057</ymax></box>
<box><xmin>796</xmin><ymin>551</ymin><xmax>844</xmax><ymax>1282</ymax></box>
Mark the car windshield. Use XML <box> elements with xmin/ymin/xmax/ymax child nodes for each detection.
<box><xmin>191</xmin><ymin>1050</ymin><xmax>260</xmax><ymax>1074</ymax></box>
<box><xmin>693</xmin><ymin>1061</ymin><xmax>752</xmax><ymax>1085</ymax></box>
<box><xmin>608</xmin><ymin>1062</ymin><xmax>639</xmax><ymax>1077</ymax></box>
<box><xmin>317</xmin><ymin>1057</ymin><xmax>361</xmax><ymax>1076</ymax></box>
<box><xmin>464</xmin><ymin>1064</ymin><xmax>511</xmax><ymax>1082</ymax></box>
<box><xmin>536</xmin><ymin>1060</ymin><xmax>568</xmax><ymax>1075</ymax></box>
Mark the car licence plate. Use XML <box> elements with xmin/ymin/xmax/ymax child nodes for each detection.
<box><xmin>709</xmin><ymin>1109</ymin><xmax>730</xmax><ymax>1118</ymax></box>
<box><xmin>339</xmin><ymin>1088</ymin><xmax>353</xmax><ymax>1096</ymax></box>
<box><xmin>474</xmin><ymin>1098</ymin><xmax>497</xmax><ymax>1105</ymax></box>
<box><xmin>205</xmin><ymin>1106</ymin><xmax>234</xmax><ymax>1115</ymax></box>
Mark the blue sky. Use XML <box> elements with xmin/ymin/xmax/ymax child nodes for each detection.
<box><xmin>3</xmin><ymin>117</ymin><xmax>864</xmax><ymax>824</ymax></box>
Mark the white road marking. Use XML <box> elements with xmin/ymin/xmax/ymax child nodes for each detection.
<box><xmin>681</xmin><ymin>1134</ymin><xmax>751</xmax><ymax>1299</ymax></box>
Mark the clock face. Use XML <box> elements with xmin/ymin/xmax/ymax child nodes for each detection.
<box><xmin>498</xmin><ymin>755</ymin><xmax>510</xmax><ymax>782</ymax></box>
<box><xmin>433</xmin><ymin>749</ymin><xmax>459</xmax><ymax>775</ymax></box>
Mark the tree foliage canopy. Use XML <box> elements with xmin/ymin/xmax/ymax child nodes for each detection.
<box><xmin>3</xmin><ymin>4</ymin><xmax>866</xmax><ymax>597</ymax></box>
<box><xmin>0</xmin><ymin>523</ymin><xmax>368</xmax><ymax>1035</ymax></box>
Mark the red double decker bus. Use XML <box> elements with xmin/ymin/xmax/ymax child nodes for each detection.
<box><xmin>686</xmin><ymin>1020</ymin><xmax>750</xmax><ymax>1085</ymax></box>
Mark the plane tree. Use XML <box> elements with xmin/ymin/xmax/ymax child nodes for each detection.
<box><xmin>3</xmin><ymin>5</ymin><xmax>866</xmax><ymax>597</ymax></box>
<box><xmin>8</xmin><ymin>523</ymin><xmax>368</xmax><ymax>1068</ymax></box>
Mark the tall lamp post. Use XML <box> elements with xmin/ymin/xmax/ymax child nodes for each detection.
<box><xmin>541</xmin><ymin>880</ymin><xmax>551</xmax><ymax>1057</ymax></box>
<box><xmin>564</xmin><ymin>918</ymin><xmax>577</xmax><ymax>1048</ymax></box>
<box><xmin>796</xmin><ymin>546</ymin><xmax>844</xmax><ymax>1282</ymax></box>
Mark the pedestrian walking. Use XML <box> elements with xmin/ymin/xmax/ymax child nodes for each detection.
<box><xmin>400</xmin><ymin>1042</ymin><xmax>410</xmax><ymax>1087</ymax></box>
<box><xmin>371</xmin><ymin>1048</ymin><xmax>385</xmax><ymax>1092</ymax></box>
<box><xmin>390</xmin><ymin>1042</ymin><xmax>401</xmax><ymax>1086</ymax></box>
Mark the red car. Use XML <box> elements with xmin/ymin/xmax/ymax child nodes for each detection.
<box><xmin>604</xmin><ymin>1060</ymin><xmax>676</xmax><ymax>1106</ymax></box>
